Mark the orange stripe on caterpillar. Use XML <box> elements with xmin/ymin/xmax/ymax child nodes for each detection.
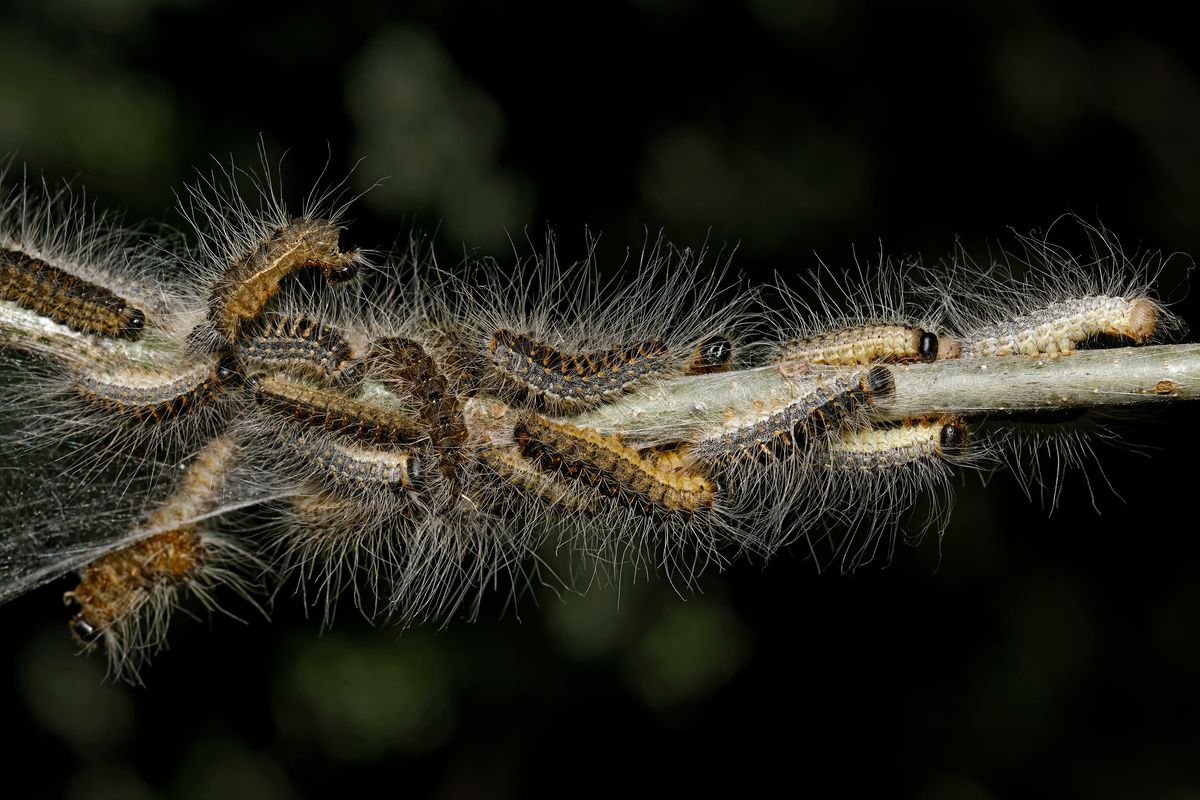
<box><xmin>1</xmin><ymin>246</ymin><xmax>145</xmax><ymax>338</ymax></box>
<box><xmin>487</xmin><ymin>328</ymin><xmax>674</xmax><ymax>409</ymax></box>
<box><xmin>961</xmin><ymin>296</ymin><xmax>1161</xmax><ymax>357</ymax></box>
<box><xmin>73</xmin><ymin>353</ymin><xmax>239</xmax><ymax>422</ymax></box>
<box><xmin>207</xmin><ymin>218</ymin><xmax>360</xmax><ymax>344</ymax></box>
<box><xmin>237</xmin><ymin>314</ymin><xmax>360</xmax><ymax>384</ymax></box>
<box><xmin>371</xmin><ymin>337</ymin><xmax>468</xmax><ymax>492</ymax></box>
<box><xmin>513</xmin><ymin>415</ymin><xmax>715</xmax><ymax>513</ymax></box>
<box><xmin>253</xmin><ymin>373</ymin><xmax>423</xmax><ymax>447</ymax></box>
<box><xmin>779</xmin><ymin>325</ymin><xmax>959</xmax><ymax>366</ymax></box>
<box><xmin>275</xmin><ymin>426</ymin><xmax>418</xmax><ymax>492</ymax></box>
<box><xmin>694</xmin><ymin>365</ymin><xmax>895</xmax><ymax>464</ymax></box>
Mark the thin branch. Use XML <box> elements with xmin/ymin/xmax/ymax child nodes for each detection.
<box><xmin>7</xmin><ymin>298</ymin><xmax>1197</xmax><ymax>448</ymax></box>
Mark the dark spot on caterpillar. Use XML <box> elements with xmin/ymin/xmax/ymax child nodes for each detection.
<box><xmin>938</xmin><ymin>417</ymin><xmax>968</xmax><ymax>456</ymax></box>
<box><xmin>687</xmin><ymin>335</ymin><xmax>733</xmax><ymax>375</ymax></box>
<box><xmin>917</xmin><ymin>330</ymin><xmax>939</xmax><ymax>361</ymax></box>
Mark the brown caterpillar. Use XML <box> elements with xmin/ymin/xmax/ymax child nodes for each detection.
<box><xmin>513</xmin><ymin>415</ymin><xmax>716</xmax><ymax>513</ymax></box>
<box><xmin>253</xmin><ymin>373</ymin><xmax>423</xmax><ymax>447</ymax></box>
<box><xmin>275</xmin><ymin>426</ymin><xmax>419</xmax><ymax>492</ymax></box>
<box><xmin>1</xmin><ymin>246</ymin><xmax>145</xmax><ymax>338</ymax></box>
<box><xmin>779</xmin><ymin>325</ymin><xmax>959</xmax><ymax>366</ymax></box>
<box><xmin>370</xmin><ymin>337</ymin><xmax>468</xmax><ymax>492</ymax></box>
<box><xmin>237</xmin><ymin>314</ymin><xmax>360</xmax><ymax>383</ymax></box>
<box><xmin>486</xmin><ymin>328</ymin><xmax>674</xmax><ymax>409</ymax></box>
<box><xmin>694</xmin><ymin>366</ymin><xmax>895</xmax><ymax>464</ymax></box>
<box><xmin>62</xmin><ymin>436</ymin><xmax>250</xmax><ymax>679</ymax></box>
<box><xmin>207</xmin><ymin>218</ymin><xmax>360</xmax><ymax>344</ymax></box>
<box><xmin>479</xmin><ymin>444</ymin><xmax>602</xmax><ymax>513</ymax></box>
<box><xmin>73</xmin><ymin>353</ymin><xmax>238</xmax><ymax>422</ymax></box>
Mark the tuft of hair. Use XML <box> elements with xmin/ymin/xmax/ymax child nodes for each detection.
<box><xmin>971</xmin><ymin>409</ymin><xmax>1132</xmax><ymax>513</ymax></box>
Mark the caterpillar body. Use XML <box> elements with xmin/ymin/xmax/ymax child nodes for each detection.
<box><xmin>370</xmin><ymin>336</ymin><xmax>469</xmax><ymax>494</ymax></box>
<box><xmin>1</xmin><ymin>247</ymin><xmax>146</xmax><ymax>339</ymax></box>
<box><xmin>513</xmin><ymin>415</ymin><xmax>717</xmax><ymax>514</ymax></box>
<box><xmin>253</xmin><ymin>373</ymin><xmax>423</xmax><ymax>447</ymax></box>
<box><xmin>73</xmin><ymin>354</ymin><xmax>239</xmax><ymax>423</ymax></box>
<box><xmin>779</xmin><ymin>324</ymin><xmax>959</xmax><ymax>366</ymax></box>
<box><xmin>61</xmin><ymin>436</ymin><xmax>260</xmax><ymax>681</ymax></box>
<box><xmin>486</xmin><ymin>329</ymin><xmax>675</xmax><ymax>410</ymax></box>
<box><xmin>236</xmin><ymin>313</ymin><xmax>361</xmax><ymax>384</ymax></box>
<box><xmin>694</xmin><ymin>366</ymin><xmax>895</xmax><ymax>465</ymax></box>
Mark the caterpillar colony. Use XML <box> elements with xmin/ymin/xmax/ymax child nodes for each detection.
<box><xmin>0</xmin><ymin>154</ymin><xmax>1195</xmax><ymax>683</ymax></box>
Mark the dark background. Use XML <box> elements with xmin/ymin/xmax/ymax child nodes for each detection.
<box><xmin>2</xmin><ymin>1</ymin><xmax>1200</xmax><ymax>797</ymax></box>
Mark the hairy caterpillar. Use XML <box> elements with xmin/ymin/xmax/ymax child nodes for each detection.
<box><xmin>272</xmin><ymin>424</ymin><xmax>420</xmax><ymax>493</ymax></box>
<box><xmin>513</xmin><ymin>414</ymin><xmax>717</xmax><ymax>514</ymax></box>
<box><xmin>772</xmin><ymin>253</ymin><xmax>961</xmax><ymax>366</ymax></box>
<box><xmin>179</xmin><ymin>148</ymin><xmax>371</xmax><ymax>353</ymax></box>
<box><xmin>486</xmin><ymin>329</ymin><xmax>675</xmax><ymax>410</ymax></box>
<box><xmin>60</xmin><ymin>436</ymin><xmax>261</xmax><ymax>681</ymax></box>
<box><xmin>236</xmin><ymin>313</ymin><xmax>361</xmax><ymax>384</ymax></box>
<box><xmin>940</xmin><ymin>218</ymin><xmax>1184</xmax><ymax>358</ymax></box>
<box><xmin>479</xmin><ymin>443</ymin><xmax>604</xmax><ymax>514</ymax></box>
<box><xmin>456</xmin><ymin>232</ymin><xmax>753</xmax><ymax>410</ymax></box>
<box><xmin>253</xmin><ymin>373</ymin><xmax>424</xmax><ymax>447</ymax></box>
<box><xmin>0</xmin><ymin>153</ymin><xmax>1194</xmax><ymax>683</ymax></box>
<box><xmin>779</xmin><ymin>324</ymin><xmax>958</xmax><ymax>366</ymax></box>
<box><xmin>73</xmin><ymin>352</ymin><xmax>240</xmax><ymax>423</ymax></box>
<box><xmin>1</xmin><ymin>247</ymin><xmax>147</xmax><ymax>339</ymax></box>
<box><xmin>694</xmin><ymin>365</ymin><xmax>895</xmax><ymax>465</ymax></box>
<box><xmin>801</xmin><ymin>415</ymin><xmax>975</xmax><ymax>571</ymax></box>
<box><xmin>370</xmin><ymin>336</ymin><xmax>469</xmax><ymax>494</ymax></box>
